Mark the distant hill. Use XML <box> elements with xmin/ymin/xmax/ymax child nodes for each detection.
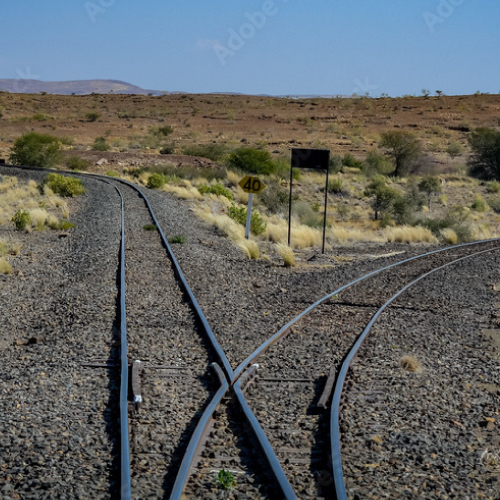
<box><xmin>0</xmin><ymin>79</ymin><xmax>167</xmax><ymax>96</ymax></box>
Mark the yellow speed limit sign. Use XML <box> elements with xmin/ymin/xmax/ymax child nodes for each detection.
<box><xmin>238</xmin><ymin>175</ymin><xmax>266</xmax><ymax>194</ymax></box>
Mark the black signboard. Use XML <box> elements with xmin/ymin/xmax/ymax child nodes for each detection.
<box><xmin>289</xmin><ymin>149</ymin><xmax>331</xmax><ymax>253</ymax></box>
<box><xmin>291</xmin><ymin>148</ymin><xmax>330</xmax><ymax>170</ymax></box>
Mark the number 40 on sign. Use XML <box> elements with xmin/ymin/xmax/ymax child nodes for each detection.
<box><xmin>238</xmin><ymin>176</ymin><xmax>266</xmax><ymax>239</ymax></box>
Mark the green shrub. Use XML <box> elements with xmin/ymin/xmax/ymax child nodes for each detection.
<box><xmin>66</xmin><ymin>156</ymin><xmax>91</xmax><ymax>171</ymax></box>
<box><xmin>85</xmin><ymin>112</ymin><xmax>100</xmax><ymax>122</ymax></box>
<box><xmin>342</xmin><ymin>153</ymin><xmax>363</xmax><ymax>170</ymax></box>
<box><xmin>159</xmin><ymin>144</ymin><xmax>175</xmax><ymax>155</ymax></box>
<box><xmin>147</xmin><ymin>173</ymin><xmax>166</xmax><ymax>189</ymax></box>
<box><xmin>488</xmin><ymin>196</ymin><xmax>500</xmax><ymax>214</ymax></box>
<box><xmin>328</xmin><ymin>177</ymin><xmax>344</xmax><ymax>193</ymax></box>
<box><xmin>418</xmin><ymin>176</ymin><xmax>442</xmax><ymax>209</ymax></box>
<box><xmin>471</xmin><ymin>194</ymin><xmax>487</xmax><ymax>212</ymax></box>
<box><xmin>168</xmin><ymin>235</ymin><xmax>187</xmax><ymax>244</ymax></box>
<box><xmin>227</xmin><ymin>148</ymin><xmax>275</xmax><ymax>175</ymax></box>
<box><xmin>143</xmin><ymin>224</ymin><xmax>157</xmax><ymax>231</ymax></box>
<box><xmin>487</xmin><ymin>180</ymin><xmax>500</xmax><ymax>193</ymax></box>
<box><xmin>216</xmin><ymin>469</ymin><xmax>236</xmax><ymax>491</ymax></box>
<box><xmin>11</xmin><ymin>210</ymin><xmax>30</xmax><ymax>231</ymax></box>
<box><xmin>45</xmin><ymin>173</ymin><xmax>85</xmax><ymax>197</ymax></box>
<box><xmin>260</xmin><ymin>184</ymin><xmax>290</xmax><ymax>214</ymax></box>
<box><xmin>446</xmin><ymin>141</ymin><xmax>463</xmax><ymax>159</ymax></box>
<box><xmin>364</xmin><ymin>150</ymin><xmax>393</xmax><ymax>176</ymax></box>
<box><xmin>106</xmin><ymin>170</ymin><xmax>119</xmax><ymax>177</ymax></box>
<box><xmin>198</xmin><ymin>184</ymin><xmax>233</xmax><ymax>200</ymax></box>
<box><xmin>329</xmin><ymin>154</ymin><xmax>343</xmax><ymax>174</ymax></box>
<box><xmin>228</xmin><ymin>204</ymin><xmax>267</xmax><ymax>235</ymax></box>
<box><xmin>364</xmin><ymin>176</ymin><xmax>402</xmax><ymax>220</ymax></box>
<box><xmin>336</xmin><ymin>204</ymin><xmax>350</xmax><ymax>220</ymax></box>
<box><xmin>417</xmin><ymin>205</ymin><xmax>472</xmax><ymax>242</ymax></box>
<box><xmin>182</xmin><ymin>144</ymin><xmax>228</xmax><ymax>162</ymax></box>
<box><xmin>49</xmin><ymin>219</ymin><xmax>75</xmax><ymax>230</ymax></box>
<box><xmin>468</xmin><ymin>127</ymin><xmax>500</xmax><ymax>180</ymax></box>
<box><xmin>92</xmin><ymin>137</ymin><xmax>110</xmax><ymax>151</ymax></box>
<box><xmin>141</xmin><ymin>164</ymin><xmax>226</xmax><ymax>182</ymax></box>
<box><xmin>9</xmin><ymin>132</ymin><xmax>63</xmax><ymax>168</ymax></box>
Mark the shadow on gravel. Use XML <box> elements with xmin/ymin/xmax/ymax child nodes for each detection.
<box><xmin>308</xmin><ymin>377</ymin><xmax>335</xmax><ymax>500</ymax></box>
<box><xmin>161</xmin><ymin>373</ymin><xmax>215</xmax><ymax>498</ymax></box>
<box><xmin>104</xmin><ymin>269</ymin><xmax>124</xmax><ymax>495</ymax></box>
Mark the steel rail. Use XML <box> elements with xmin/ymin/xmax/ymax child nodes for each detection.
<box><xmin>233</xmin><ymin>366</ymin><xmax>298</xmax><ymax>500</ymax></box>
<box><xmin>170</xmin><ymin>363</ymin><xmax>228</xmax><ymax>500</ymax></box>
<box><xmin>232</xmin><ymin>238</ymin><xmax>500</xmax><ymax>381</ymax></box>
<box><xmin>4</xmin><ymin>164</ymin><xmax>500</xmax><ymax>499</ymax></box>
<box><xmin>330</xmin><ymin>245</ymin><xmax>500</xmax><ymax>500</ymax></box>
<box><xmin>1</xmin><ymin>164</ymin><xmax>234</xmax><ymax>380</ymax></box>
<box><xmin>113</xmin><ymin>184</ymin><xmax>132</xmax><ymax>500</ymax></box>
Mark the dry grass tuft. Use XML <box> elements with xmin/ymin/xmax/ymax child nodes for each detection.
<box><xmin>237</xmin><ymin>239</ymin><xmax>260</xmax><ymax>259</ymax></box>
<box><xmin>400</xmin><ymin>355</ymin><xmax>421</xmax><ymax>373</ymax></box>
<box><xmin>276</xmin><ymin>243</ymin><xmax>295</xmax><ymax>267</ymax></box>
<box><xmin>163</xmin><ymin>184</ymin><xmax>203</xmax><ymax>200</ymax></box>
<box><xmin>29</xmin><ymin>208</ymin><xmax>49</xmax><ymax>230</ymax></box>
<box><xmin>0</xmin><ymin>257</ymin><xmax>12</xmax><ymax>275</ymax></box>
<box><xmin>385</xmin><ymin>226</ymin><xmax>436</xmax><ymax>244</ymax></box>
<box><xmin>441</xmin><ymin>228</ymin><xmax>458</xmax><ymax>245</ymax></box>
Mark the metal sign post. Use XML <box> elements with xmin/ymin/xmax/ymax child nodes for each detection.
<box><xmin>290</xmin><ymin>149</ymin><xmax>330</xmax><ymax>254</ymax></box>
<box><xmin>238</xmin><ymin>175</ymin><xmax>266</xmax><ymax>240</ymax></box>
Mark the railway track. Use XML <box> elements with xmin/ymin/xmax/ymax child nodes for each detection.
<box><xmin>2</xmin><ymin>164</ymin><xmax>500</xmax><ymax>499</ymax></box>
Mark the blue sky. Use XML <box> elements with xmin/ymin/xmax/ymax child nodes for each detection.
<box><xmin>2</xmin><ymin>0</ymin><xmax>499</xmax><ymax>96</ymax></box>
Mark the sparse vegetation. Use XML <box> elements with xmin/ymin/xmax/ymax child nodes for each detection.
<box><xmin>147</xmin><ymin>173</ymin><xmax>166</xmax><ymax>189</ymax></box>
<box><xmin>228</xmin><ymin>204</ymin><xmax>267</xmax><ymax>235</ymax></box>
<box><xmin>227</xmin><ymin>148</ymin><xmax>275</xmax><ymax>175</ymax></box>
<box><xmin>11</xmin><ymin>210</ymin><xmax>30</xmax><ymax>231</ymax></box>
<box><xmin>92</xmin><ymin>136</ymin><xmax>110</xmax><ymax>151</ymax></box>
<box><xmin>379</xmin><ymin>130</ymin><xmax>421</xmax><ymax>177</ymax></box>
<box><xmin>198</xmin><ymin>184</ymin><xmax>234</xmax><ymax>200</ymax></box>
<box><xmin>10</xmin><ymin>132</ymin><xmax>63</xmax><ymax>168</ymax></box>
<box><xmin>276</xmin><ymin>243</ymin><xmax>295</xmax><ymax>267</ymax></box>
<box><xmin>44</xmin><ymin>173</ymin><xmax>85</xmax><ymax>197</ymax></box>
<box><xmin>66</xmin><ymin>156</ymin><xmax>91</xmax><ymax>171</ymax></box>
<box><xmin>143</xmin><ymin>224</ymin><xmax>157</xmax><ymax>231</ymax></box>
<box><xmin>468</xmin><ymin>127</ymin><xmax>500</xmax><ymax>180</ymax></box>
<box><xmin>400</xmin><ymin>355</ymin><xmax>421</xmax><ymax>373</ymax></box>
<box><xmin>215</xmin><ymin>469</ymin><xmax>236</xmax><ymax>491</ymax></box>
<box><xmin>168</xmin><ymin>234</ymin><xmax>187</xmax><ymax>244</ymax></box>
<box><xmin>182</xmin><ymin>143</ymin><xmax>227</xmax><ymax>162</ymax></box>
<box><xmin>0</xmin><ymin>257</ymin><xmax>12</xmax><ymax>274</ymax></box>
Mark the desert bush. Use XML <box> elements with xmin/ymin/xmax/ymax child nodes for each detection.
<box><xmin>92</xmin><ymin>137</ymin><xmax>110</xmax><ymax>151</ymax></box>
<box><xmin>488</xmin><ymin>196</ymin><xmax>500</xmax><ymax>214</ymax></box>
<box><xmin>364</xmin><ymin>150</ymin><xmax>393</xmax><ymax>176</ymax></box>
<box><xmin>418</xmin><ymin>176</ymin><xmax>442</xmax><ymax>209</ymax></box>
<box><xmin>182</xmin><ymin>144</ymin><xmax>228</xmax><ymax>162</ymax></box>
<box><xmin>468</xmin><ymin>127</ymin><xmax>500</xmax><ymax>180</ymax></box>
<box><xmin>446</xmin><ymin>141</ymin><xmax>463</xmax><ymax>159</ymax></box>
<box><xmin>336</xmin><ymin>204</ymin><xmax>350</xmax><ymax>221</ymax></box>
<box><xmin>342</xmin><ymin>153</ymin><xmax>363</xmax><ymax>170</ymax></box>
<box><xmin>12</xmin><ymin>210</ymin><xmax>30</xmax><ymax>230</ymax></box>
<box><xmin>159</xmin><ymin>144</ymin><xmax>175</xmax><ymax>155</ymax></box>
<box><xmin>106</xmin><ymin>170</ymin><xmax>119</xmax><ymax>177</ymax></box>
<box><xmin>328</xmin><ymin>177</ymin><xmax>344</xmax><ymax>194</ymax></box>
<box><xmin>43</xmin><ymin>173</ymin><xmax>85</xmax><ymax>197</ymax></box>
<box><xmin>151</xmin><ymin>125</ymin><xmax>174</xmax><ymax>137</ymax></box>
<box><xmin>142</xmin><ymin>164</ymin><xmax>226</xmax><ymax>182</ymax></box>
<box><xmin>143</xmin><ymin>224</ymin><xmax>157</xmax><ymax>231</ymax></box>
<box><xmin>471</xmin><ymin>194</ymin><xmax>487</xmax><ymax>212</ymax></box>
<box><xmin>260</xmin><ymin>183</ymin><xmax>290</xmax><ymax>214</ymax></box>
<box><xmin>364</xmin><ymin>176</ymin><xmax>401</xmax><ymax>220</ymax></box>
<box><xmin>10</xmin><ymin>132</ymin><xmax>63</xmax><ymax>168</ymax></box>
<box><xmin>379</xmin><ymin>130</ymin><xmax>421</xmax><ymax>177</ymax></box>
<box><xmin>66</xmin><ymin>156</ymin><xmax>91</xmax><ymax>171</ymax></box>
<box><xmin>85</xmin><ymin>112</ymin><xmax>100</xmax><ymax>122</ymax></box>
<box><xmin>329</xmin><ymin>154</ymin><xmax>343</xmax><ymax>174</ymax></box>
<box><xmin>197</xmin><ymin>184</ymin><xmax>233</xmax><ymax>200</ymax></box>
<box><xmin>237</xmin><ymin>239</ymin><xmax>260</xmax><ymax>259</ymax></box>
<box><xmin>227</xmin><ymin>148</ymin><xmax>275</xmax><ymax>175</ymax></box>
<box><xmin>487</xmin><ymin>180</ymin><xmax>500</xmax><ymax>193</ymax></box>
<box><xmin>385</xmin><ymin>226</ymin><xmax>435</xmax><ymax>243</ymax></box>
<box><xmin>49</xmin><ymin>218</ymin><xmax>75</xmax><ymax>230</ymax></box>
<box><xmin>147</xmin><ymin>173</ymin><xmax>166</xmax><ymax>189</ymax></box>
<box><xmin>228</xmin><ymin>204</ymin><xmax>267</xmax><ymax>235</ymax></box>
<box><xmin>417</xmin><ymin>205</ymin><xmax>472</xmax><ymax>242</ymax></box>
